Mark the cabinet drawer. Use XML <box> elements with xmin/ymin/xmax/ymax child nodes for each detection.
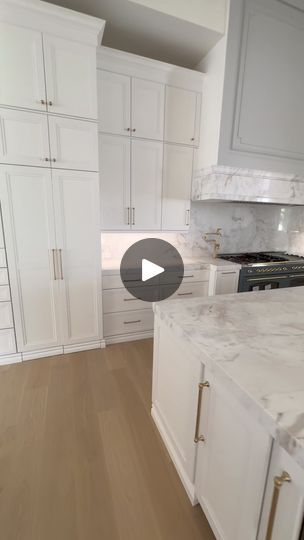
<box><xmin>0</xmin><ymin>302</ymin><xmax>13</xmax><ymax>328</ymax></box>
<box><xmin>102</xmin><ymin>274</ymin><xmax>123</xmax><ymax>290</ymax></box>
<box><xmin>103</xmin><ymin>287</ymin><xmax>152</xmax><ymax>313</ymax></box>
<box><xmin>0</xmin><ymin>285</ymin><xmax>10</xmax><ymax>302</ymax></box>
<box><xmin>104</xmin><ymin>309</ymin><xmax>154</xmax><ymax>337</ymax></box>
<box><xmin>0</xmin><ymin>268</ymin><xmax>9</xmax><ymax>285</ymax></box>
<box><xmin>0</xmin><ymin>248</ymin><xmax>7</xmax><ymax>267</ymax></box>
<box><xmin>162</xmin><ymin>281</ymin><xmax>209</xmax><ymax>301</ymax></box>
<box><xmin>182</xmin><ymin>269</ymin><xmax>209</xmax><ymax>283</ymax></box>
<box><xmin>0</xmin><ymin>328</ymin><xmax>16</xmax><ymax>355</ymax></box>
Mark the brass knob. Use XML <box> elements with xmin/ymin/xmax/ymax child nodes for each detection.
<box><xmin>40</xmin><ymin>99</ymin><xmax>46</xmax><ymax>105</ymax></box>
<box><xmin>48</xmin><ymin>100</ymin><xmax>53</xmax><ymax>106</ymax></box>
<box><xmin>44</xmin><ymin>157</ymin><xmax>50</xmax><ymax>161</ymax></box>
<box><xmin>132</xmin><ymin>128</ymin><xmax>136</xmax><ymax>132</ymax></box>
<box><xmin>191</xmin><ymin>137</ymin><xmax>195</xmax><ymax>141</ymax></box>
<box><xmin>124</xmin><ymin>128</ymin><xmax>130</xmax><ymax>132</ymax></box>
<box><xmin>52</xmin><ymin>158</ymin><xmax>57</xmax><ymax>162</ymax></box>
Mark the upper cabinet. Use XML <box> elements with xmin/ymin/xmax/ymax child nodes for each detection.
<box><xmin>165</xmin><ymin>86</ymin><xmax>200</xmax><ymax>146</ymax></box>
<box><xmin>0</xmin><ymin>2</ymin><xmax>105</xmax><ymax>119</ymax></box>
<box><xmin>98</xmin><ymin>70</ymin><xmax>131</xmax><ymax>135</ymax></box>
<box><xmin>43</xmin><ymin>35</ymin><xmax>98</xmax><ymax>119</ymax></box>
<box><xmin>0</xmin><ymin>23</ymin><xmax>46</xmax><ymax>112</ymax></box>
<box><xmin>131</xmin><ymin>78</ymin><xmax>165</xmax><ymax>140</ymax></box>
<box><xmin>98</xmin><ymin>70</ymin><xmax>165</xmax><ymax>141</ymax></box>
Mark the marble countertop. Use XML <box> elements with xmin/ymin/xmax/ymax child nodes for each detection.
<box><xmin>153</xmin><ymin>287</ymin><xmax>304</xmax><ymax>469</ymax></box>
<box><xmin>101</xmin><ymin>256</ymin><xmax>240</xmax><ymax>275</ymax></box>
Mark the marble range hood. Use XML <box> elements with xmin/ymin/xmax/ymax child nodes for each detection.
<box><xmin>192</xmin><ymin>166</ymin><xmax>304</xmax><ymax>205</ymax></box>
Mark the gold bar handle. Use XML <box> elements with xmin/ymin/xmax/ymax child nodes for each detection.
<box><xmin>58</xmin><ymin>249</ymin><xmax>64</xmax><ymax>280</ymax></box>
<box><xmin>265</xmin><ymin>471</ymin><xmax>291</xmax><ymax>540</ymax></box>
<box><xmin>51</xmin><ymin>249</ymin><xmax>58</xmax><ymax>280</ymax></box>
<box><xmin>194</xmin><ymin>381</ymin><xmax>209</xmax><ymax>443</ymax></box>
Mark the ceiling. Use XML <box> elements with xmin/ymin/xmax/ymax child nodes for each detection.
<box><xmin>46</xmin><ymin>0</ymin><xmax>223</xmax><ymax>68</ymax></box>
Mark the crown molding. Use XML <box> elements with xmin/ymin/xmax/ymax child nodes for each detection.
<box><xmin>0</xmin><ymin>0</ymin><xmax>106</xmax><ymax>46</ymax></box>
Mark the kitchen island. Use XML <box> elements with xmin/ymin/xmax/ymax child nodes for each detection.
<box><xmin>152</xmin><ymin>287</ymin><xmax>304</xmax><ymax>540</ymax></box>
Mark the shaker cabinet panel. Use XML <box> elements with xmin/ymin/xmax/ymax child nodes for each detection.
<box><xmin>131</xmin><ymin>139</ymin><xmax>163</xmax><ymax>230</ymax></box>
<box><xmin>97</xmin><ymin>70</ymin><xmax>131</xmax><ymax>135</ymax></box>
<box><xmin>162</xmin><ymin>144</ymin><xmax>193</xmax><ymax>230</ymax></box>
<box><xmin>0</xmin><ymin>23</ymin><xmax>46</xmax><ymax>112</ymax></box>
<box><xmin>52</xmin><ymin>170</ymin><xmax>101</xmax><ymax>345</ymax></box>
<box><xmin>43</xmin><ymin>35</ymin><xmax>98</xmax><ymax>119</ymax></box>
<box><xmin>0</xmin><ymin>167</ymin><xmax>61</xmax><ymax>351</ymax></box>
<box><xmin>0</xmin><ymin>108</ymin><xmax>50</xmax><ymax>167</ymax></box>
<box><xmin>165</xmin><ymin>86</ymin><xmax>199</xmax><ymax>146</ymax></box>
<box><xmin>99</xmin><ymin>134</ymin><xmax>131</xmax><ymax>230</ymax></box>
<box><xmin>195</xmin><ymin>369</ymin><xmax>271</xmax><ymax>540</ymax></box>
<box><xmin>48</xmin><ymin>116</ymin><xmax>98</xmax><ymax>171</ymax></box>
<box><xmin>131</xmin><ymin>78</ymin><xmax>165</xmax><ymax>140</ymax></box>
<box><xmin>215</xmin><ymin>269</ymin><xmax>240</xmax><ymax>295</ymax></box>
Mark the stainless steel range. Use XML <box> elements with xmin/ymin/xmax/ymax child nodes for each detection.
<box><xmin>218</xmin><ymin>251</ymin><xmax>304</xmax><ymax>292</ymax></box>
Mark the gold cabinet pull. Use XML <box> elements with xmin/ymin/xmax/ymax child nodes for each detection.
<box><xmin>265</xmin><ymin>471</ymin><xmax>291</xmax><ymax>540</ymax></box>
<box><xmin>194</xmin><ymin>381</ymin><xmax>209</xmax><ymax>443</ymax></box>
<box><xmin>58</xmin><ymin>249</ymin><xmax>64</xmax><ymax>280</ymax></box>
<box><xmin>51</xmin><ymin>249</ymin><xmax>58</xmax><ymax>280</ymax></box>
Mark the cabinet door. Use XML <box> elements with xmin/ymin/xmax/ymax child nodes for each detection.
<box><xmin>215</xmin><ymin>270</ymin><xmax>240</xmax><ymax>295</ymax></box>
<box><xmin>131</xmin><ymin>139</ymin><xmax>163</xmax><ymax>230</ymax></box>
<box><xmin>52</xmin><ymin>170</ymin><xmax>102</xmax><ymax>346</ymax></box>
<box><xmin>152</xmin><ymin>319</ymin><xmax>203</xmax><ymax>501</ymax></box>
<box><xmin>0</xmin><ymin>108</ymin><xmax>50</xmax><ymax>167</ymax></box>
<box><xmin>195</xmin><ymin>368</ymin><xmax>271</xmax><ymax>540</ymax></box>
<box><xmin>99</xmin><ymin>134</ymin><xmax>131</xmax><ymax>230</ymax></box>
<box><xmin>0</xmin><ymin>23</ymin><xmax>46</xmax><ymax>111</ymax></box>
<box><xmin>258</xmin><ymin>444</ymin><xmax>304</xmax><ymax>540</ymax></box>
<box><xmin>43</xmin><ymin>35</ymin><xmax>97</xmax><ymax>119</ymax></box>
<box><xmin>48</xmin><ymin>116</ymin><xmax>98</xmax><ymax>172</ymax></box>
<box><xmin>162</xmin><ymin>144</ymin><xmax>193</xmax><ymax>230</ymax></box>
<box><xmin>97</xmin><ymin>70</ymin><xmax>131</xmax><ymax>135</ymax></box>
<box><xmin>131</xmin><ymin>78</ymin><xmax>165</xmax><ymax>140</ymax></box>
<box><xmin>0</xmin><ymin>166</ymin><xmax>61</xmax><ymax>351</ymax></box>
<box><xmin>165</xmin><ymin>86</ymin><xmax>200</xmax><ymax>146</ymax></box>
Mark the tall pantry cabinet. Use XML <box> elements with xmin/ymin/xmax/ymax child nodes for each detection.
<box><xmin>0</xmin><ymin>0</ymin><xmax>105</xmax><ymax>363</ymax></box>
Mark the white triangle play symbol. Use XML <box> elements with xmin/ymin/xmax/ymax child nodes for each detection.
<box><xmin>142</xmin><ymin>258</ymin><xmax>165</xmax><ymax>282</ymax></box>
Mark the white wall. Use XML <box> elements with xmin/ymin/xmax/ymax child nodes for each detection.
<box><xmin>129</xmin><ymin>0</ymin><xmax>227</xmax><ymax>34</ymax></box>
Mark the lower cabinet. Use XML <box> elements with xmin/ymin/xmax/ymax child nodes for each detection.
<box><xmin>195</xmin><ymin>368</ymin><xmax>271</xmax><ymax>540</ymax></box>
<box><xmin>152</xmin><ymin>319</ymin><xmax>204</xmax><ymax>502</ymax></box>
<box><xmin>258</xmin><ymin>443</ymin><xmax>304</xmax><ymax>540</ymax></box>
<box><xmin>0</xmin><ymin>165</ymin><xmax>102</xmax><ymax>355</ymax></box>
<box><xmin>215</xmin><ymin>268</ymin><xmax>240</xmax><ymax>295</ymax></box>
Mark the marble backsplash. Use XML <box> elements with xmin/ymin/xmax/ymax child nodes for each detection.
<box><xmin>101</xmin><ymin>202</ymin><xmax>304</xmax><ymax>260</ymax></box>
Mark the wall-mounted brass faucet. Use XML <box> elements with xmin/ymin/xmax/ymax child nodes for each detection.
<box><xmin>203</xmin><ymin>228</ymin><xmax>222</xmax><ymax>258</ymax></box>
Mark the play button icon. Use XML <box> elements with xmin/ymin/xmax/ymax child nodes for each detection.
<box><xmin>120</xmin><ymin>238</ymin><xmax>184</xmax><ymax>302</ymax></box>
<box><xmin>142</xmin><ymin>259</ymin><xmax>164</xmax><ymax>282</ymax></box>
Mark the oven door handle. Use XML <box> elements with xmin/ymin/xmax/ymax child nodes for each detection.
<box><xmin>289</xmin><ymin>274</ymin><xmax>304</xmax><ymax>278</ymax></box>
<box><xmin>247</xmin><ymin>275</ymin><xmax>289</xmax><ymax>282</ymax></box>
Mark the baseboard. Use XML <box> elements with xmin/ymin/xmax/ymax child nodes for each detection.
<box><xmin>105</xmin><ymin>331</ymin><xmax>153</xmax><ymax>345</ymax></box>
<box><xmin>22</xmin><ymin>346</ymin><xmax>64</xmax><ymax>361</ymax></box>
<box><xmin>0</xmin><ymin>352</ymin><xmax>22</xmax><ymax>365</ymax></box>
<box><xmin>151</xmin><ymin>405</ymin><xmax>197</xmax><ymax>505</ymax></box>
<box><xmin>63</xmin><ymin>340</ymin><xmax>104</xmax><ymax>354</ymax></box>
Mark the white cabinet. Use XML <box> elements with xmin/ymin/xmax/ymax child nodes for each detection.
<box><xmin>48</xmin><ymin>116</ymin><xmax>98</xmax><ymax>171</ymax></box>
<box><xmin>97</xmin><ymin>70</ymin><xmax>131</xmax><ymax>135</ymax></box>
<box><xmin>0</xmin><ymin>109</ymin><xmax>98</xmax><ymax>172</ymax></box>
<box><xmin>0</xmin><ymin>22</ymin><xmax>98</xmax><ymax>120</ymax></box>
<box><xmin>99</xmin><ymin>134</ymin><xmax>131</xmax><ymax>230</ymax></box>
<box><xmin>258</xmin><ymin>444</ymin><xmax>304</xmax><ymax>540</ymax></box>
<box><xmin>0</xmin><ymin>167</ymin><xmax>61</xmax><ymax>351</ymax></box>
<box><xmin>0</xmin><ymin>108</ymin><xmax>50</xmax><ymax>167</ymax></box>
<box><xmin>162</xmin><ymin>144</ymin><xmax>193</xmax><ymax>230</ymax></box>
<box><xmin>131</xmin><ymin>78</ymin><xmax>165</xmax><ymax>140</ymax></box>
<box><xmin>52</xmin><ymin>170</ymin><xmax>101</xmax><ymax>346</ymax></box>
<box><xmin>215</xmin><ymin>268</ymin><xmax>240</xmax><ymax>295</ymax></box>
<box><xmin>97</xmin><ymin>70</ymin><xmax>165</xmax><ymax>140</ymax></box>
<box><xmin>0</xmin><ymin>166</ymin><xmax>101</xmax><ymax>353</ymax></box>
<box><xmin>165</xmin><ymin>85</ymin><xmax>200</xmax><ymax>146</ymax></box>
<box><xmin>152</xmin><ymin>320</ymin><xmax>203</xmax><ymax>502</ymax></box>
<box><xmin>0</xmin><ymin>23</ymin><xmax>46</xmax><ymax>111</ymax></box>
<box><xmin>43</xmin><ymin>35</ymin><xmax>98</xmax><ymax>119</ymax></box>
<box><xmin>195</xmin><ymin>368</ymin><xmax>271</xmax><ymax>540</ymax></box>
<box><xmin>131</xmin><ymin>139</ymin><xmax>163</xmax><ymax>230</ymax></box>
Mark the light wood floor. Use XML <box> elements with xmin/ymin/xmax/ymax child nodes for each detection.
<box><xmin>0</xmin><ymin>339</ymin><xmax>215</xmax><ymax>540</ymax></box>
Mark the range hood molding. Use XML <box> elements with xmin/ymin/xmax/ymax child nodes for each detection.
<box><xmin>192</xmin><ymin>166</ymin><xmax>304</xmax><ymax>206</ymax></box>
